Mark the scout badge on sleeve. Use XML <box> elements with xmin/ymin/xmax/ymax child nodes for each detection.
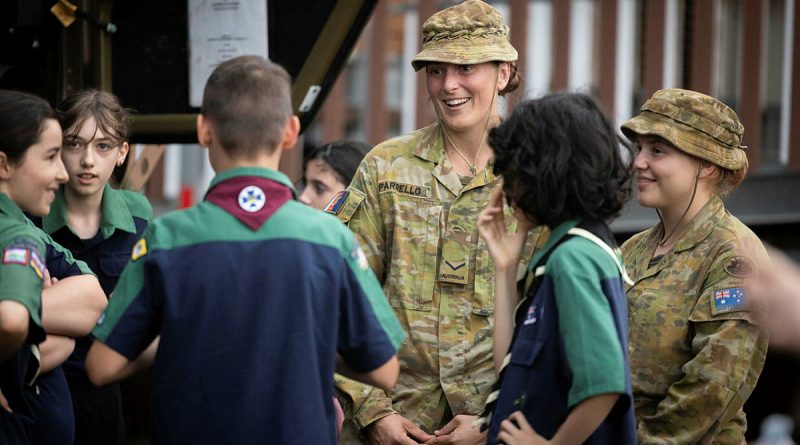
<box><xmin>2</xmin><ymin>245</ymin><xmax>30</xmax><ymax>265</ymax></box>
<box><xmin>131</xmin><ymin>238</ymin><xmax>148</xmax><ymax>261</ymax></box>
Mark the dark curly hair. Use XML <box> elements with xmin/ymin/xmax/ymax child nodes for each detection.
<box><xmin>490</xmin><ymin>93</ymin><xmax>633</xmax><ymax>227</ymax></box>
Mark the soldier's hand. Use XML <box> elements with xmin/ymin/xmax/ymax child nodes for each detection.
<box><xmin>367</xmin><ymin>413</ymin><xmax>433</xmax><ymax>445</ymax></box>
<box><xmin>477</xmin><ymin>187</ymin><xmax>531</xmax><ymax>270</ymax></box>
<box><xmin>428</xmin><ymin>414</ymin><xmax>486</xmax><ymax>445</ymax></box>
<box><xmin>497</xmin><ymin>411</ymin><xmax>548</xmax><ymax>445</ymax></box>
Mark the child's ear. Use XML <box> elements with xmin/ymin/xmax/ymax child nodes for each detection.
<box><xmin>0</xmin><ymin>152</ymin><xmax>11</xmax><ymax>180</ymax></box>
<box><xmin>196</xmin><ymin>114</ymin><xmax>213</xmax><ymax>148</ymax></box>
<box><xmin>280</xmin><ymin>115</ymin><xmax>300</xmax><ymax>151</ymax></box>
<box><xmin>117</xmin><ymin>142</ymin><xmax>130</xmax><ymax>167</ymax></box>
<box><xmin>699</xmin><ymin>160</ymin><xmax>718</xmax><ymax>179</ymax></box>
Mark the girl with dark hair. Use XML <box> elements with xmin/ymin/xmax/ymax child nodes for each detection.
<box><xmin>0</xmin><ymin>89</ymin><xmax>65</xmax><ymax>443</ymax></box>
<box><xmin>300</xmin><ymin>140</ymin><xmax>371</xmax><ymax>210</ymax></box>
<box><xmin>0</xmin><ymin>90</ymin><xmax>106</xmax><ymax>445</ymax></box>
<box><xmin>476</xmin><ymin>93</ymin><xmax>637</xmax><ymax>445</ymax></box>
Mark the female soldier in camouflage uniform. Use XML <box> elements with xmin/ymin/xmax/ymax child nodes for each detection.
<box><xmin>326</xmin><ymin>1</ymin><xmax>545</xmax><ymax>444</ymax></box>
<box><xmin>621</xmin><ymin>88</ymin><xmax>769</xmax><ymax>444</ymax></box>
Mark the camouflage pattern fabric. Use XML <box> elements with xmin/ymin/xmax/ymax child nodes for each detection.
<box><xmin>330</xmin><ymin>121</ymin><xmax>547</xmax><ymax>443</ymax></box>
<box><xmin>411</xmin><ymin>0</ymin><xmax>517</xmax><ymax>71</ymax></box>
<box><xmin>622</xmin><ymin>195</ymin><xmax>769</xmax><ymax>444</ymax></box>
<box><xmin>621</xmin><ymin>88</ymin><xmax>747</xmax><ymax>170</ymax></box>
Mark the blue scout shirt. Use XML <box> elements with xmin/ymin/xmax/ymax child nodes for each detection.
<box><xmin>0</xmin><ymin>193</ymin><xmax>47</xmax><ymax>444</ymax></box>
<box><xmin>484</xmin><ymin>220</ymin><xmax>637</xmax><ymax>445</ymax></box>
<box><xmin>92</xmin><ymin>167</ymin><xmax>404</xmax><ymax>445</ymax></box>
<box><xmin>26</xmin><ymin>227</ymin><xmax>95</xmax><ymax>445</ymax></box>
<box><xmin>35</xmin><ymin>185</ymin><xmax>152</xmax><ymax>296</ymax></box>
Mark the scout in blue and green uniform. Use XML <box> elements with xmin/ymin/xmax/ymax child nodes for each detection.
<box><xmin>90</xmin><ymin>167</ymin><xmax>404</xmax><ymax>444</ymax></box>
<box><xmin>483</xmin><ymin>220</ymin><xmax>637</xmax><ymax>444</ymax></box>
<box><xmin>26</xmin><ymin>227</ymin><xmax>95</xmax><ymax>445</ymax></box>
<box><xmin>0</xmin><ymin>193</ymin><xmax>47</xmax><ymax>443</ymax></box>
<box><xmin>475</xmin><ymin>94</ymin><xmax>637</xmax><ymax>445</ymax></box>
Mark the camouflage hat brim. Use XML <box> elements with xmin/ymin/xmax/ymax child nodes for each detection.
<box><xmin>621</xmin><ymin>111</ymin><xmax>747</xmax><ymax>170</ymax></box>
<box><xmin>411</xmin><ymin>36</ymin><xmax>518</xmax><ymax>71</ymax></box>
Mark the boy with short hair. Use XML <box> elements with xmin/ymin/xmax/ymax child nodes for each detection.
<box><xmin>84</xmin><ymin>55</ymin><xmax>403</xmax><ymax>445</ymax></box>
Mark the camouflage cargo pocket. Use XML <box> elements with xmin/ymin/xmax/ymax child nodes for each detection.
<box><xmin>384</xmin><ymin>195</ymin><xmax>442</xmax><ymax>311</ymax></box>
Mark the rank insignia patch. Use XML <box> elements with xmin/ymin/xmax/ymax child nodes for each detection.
<box><xmin>324</xmin><ymin>190</ymin><xmax>349</xmax><ymax>215</ymax></box>
<box><xmin>2</xmin><ymin>247</ymin><xmax>29</xmax><ymax>265</ymax></box>
<box><xmin>712</xmin><ymin>287</ymin><xmax>747</xmax><ymax>314</ymax></box>
<box><xmin>131</xmin><ymin>238</ymin><xmax>148</xmax><ymax>261</ymax></box>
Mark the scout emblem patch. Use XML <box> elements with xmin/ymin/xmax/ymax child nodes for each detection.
<box><xmin>324</xmin><ymin>190</ymin><xmax>349</xmax><ymax>215</ymax></box>
<box><xmin>350</xmin><ymin>245</ymin><xmax>369</xmax><ymax>270</ymax></box>
<box><xmin>2</xmin><ymin>246</ymin><xmax>29</xmax><ymax>265</ymax></box>
<box><xmin>523</xmin><ymin>304</ymin><xmax>538</xmax><ymax>325</ymax></box>
<box><xmin>131</xmin><ymin>238</ymin><xmax>148</xmax><ymax>261</ymax></box>
<box><xmin>712</xmin><ymin>287</ymin><xmax>747</xmax><ymax>314</ymax></box>
<box><xmin>238</xmin><ymin>185</ymin><xmax>266</xmax><ymax>213</ymax></box>
<box><xmin>724</xmin><ymin>256</ymin><xmax>755</xmax><ymax>278</ymax></box>
<box><xmin>29</xmin><ymin>250</ymin><xmax>45</xmax><ymax>279</ymax></box>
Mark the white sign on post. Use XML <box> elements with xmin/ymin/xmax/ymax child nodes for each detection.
<box><xmin>188</xmin><ymin>0</ymin><xmax>268</xmax><ymax>107</ymax></box>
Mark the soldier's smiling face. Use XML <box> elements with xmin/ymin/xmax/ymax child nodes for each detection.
<box><xmin>632</xmin><ymin>135</ymin><xmax>707</xmax><ymax>213</ymax></box>
<box><xmin>425</xmin><ymin>62</ymin><xmax>509</xmax><ymax>133</ymax></box>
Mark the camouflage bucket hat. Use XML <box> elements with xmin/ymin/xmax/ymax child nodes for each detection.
<box><xmin>621</xmin><ymin>88</ymin><xmax>747</xmax><ymax>170</ymax></box>
<box><xmin>411</xmin><ymin>0</ymin><xmax>518</xmax><ymax>71</ymax></box>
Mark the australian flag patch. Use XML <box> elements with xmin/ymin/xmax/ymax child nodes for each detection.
<box><xmin>324</xmin><ymin>190</ymin><xmax>349</xmax><ymax>215</ymax></box>
<box><xmin>712</xmin><ymin>287</ymin><xmax>747</xmax><ymax>314</ymax></box>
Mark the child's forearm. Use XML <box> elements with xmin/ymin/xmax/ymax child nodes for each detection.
<box><xmin>493</xmin><ymin>266</ymin><xmax>518</xmax><ymax>373</ymax></box>
<box><xmin>550</xmin><ymin>393</ymin><xmax>620</xmax><ymax>445</ymax></box>
<box><xmin>38</xmin><ymin>335</ymin><xmax>75</xmax><ymax>372</ymax></box>
<box><xmin>42</xmin><ymin>275</ymin><xmax>106</xmax><ymax>337</ymax></box>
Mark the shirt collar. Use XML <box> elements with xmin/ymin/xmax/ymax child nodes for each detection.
<box><xmin>528</xmin><ymin>219</ymin><xmax>581</xmax><ymax>271</ymax></box>
<box><xmin>42</xmin><ymin>185</ymin><xmax>138</xmax><ymax>238</ymax></box>
<box><xmin>0</xmin><ymin>192</ymin><xmax>28</xmax><ymax>223</ymax></box>
<box><xmin>206</xmin><ymin>167</ymin><xmax>297</xmax><ymax>199</ymax></box>
<box><xmin>672</xmin><ymin>194</ymin><xmax>725</xmax><ymax>253</ymax></box>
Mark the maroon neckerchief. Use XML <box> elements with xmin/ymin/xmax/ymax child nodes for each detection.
<box><xmin>205</xmin><ymin>176</ymin><xmax>293</xmax><ymax>231</ymax></box>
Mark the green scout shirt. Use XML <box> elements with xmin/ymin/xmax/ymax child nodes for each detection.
<box><xmin>330</xmin><ymin>122</ymin><xmax>547</xmax><ymax>439</ymax></box>
<box><xmin>622</xmin><ymin>195</ymin><xmax>769</xmax><ymax>445</ymax></box>
<box><xmin>0</xmin><ymin>193</ymin><xmax>46</xmax><ymax>343</ymax></box>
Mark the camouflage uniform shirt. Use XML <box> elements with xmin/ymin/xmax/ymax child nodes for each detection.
<box><xmin>330</xmin><ymin>122</ymin><xmax>545</xmax><ymax>441</ymax></box>
<box><xmin>622</xmin><ymin>195</ymin><xmax>768</xmax><ymax>444</ymax></box>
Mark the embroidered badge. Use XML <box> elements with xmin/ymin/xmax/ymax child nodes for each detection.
<box><xmin>724</xmin><ymin>256</ymin><xmax>755</xmax><ymax>278</ymax></box>
<box><xmin>444</xmin><ymin>260</ymin><xmax>466</xmax><ymax>271</ymax></box>
<box><xmin>29</xmin><ymin>250</ymin><xmax>45</xmax><ymax>279</ymax></box>
<box><xmin>324</xmin><ymin>190</ymin><xmax>349</xmax><ymax>215</ymax></box>
<box><xmin>712</xmin><ymin>287</ymin><xmax>747</xmax><ymax>314</ymax></box>
<box><xmin>238</xmin><ymin>185</ymin><xmax>266</xmax><ymax>213</ymax></box>
<box><xmin>523</xmin><ymin>304</ymin><xmax>538</xmax><ymax>325</ymax></box>
<box><xmin>350</xmin><ymin>245</ymin><xmax>369</xmax><ymax>270</ymax></box>
<box><xmin>131</xmin><ymin>238</ymin><xmax>148</xmax><ymax>261</ymax></box>
<box><xmin>2</xmin><ymin>247</ymin><xmax>29</xmax><ymax>265</ymax></box>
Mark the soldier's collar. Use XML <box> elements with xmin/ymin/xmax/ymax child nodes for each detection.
<box><xmin>672</xmin><ymin>194</ymin><xmax>725</xmax><ymax>253</ymax></box>
<box><xmin>412</xmin><ymin>122</ymin><xmax>447</xmax><ymax>163</ymax></box>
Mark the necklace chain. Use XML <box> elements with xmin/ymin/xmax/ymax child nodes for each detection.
<box><xmin>442</xmin><ymin>127</ymin><xmax>483</xmax><ymax>176</ymax></box>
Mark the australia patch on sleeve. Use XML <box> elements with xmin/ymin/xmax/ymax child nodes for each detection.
<box><xmin>324</xmin><ymin>190</ymin><xmax>349</xmax><ymax>215</ymax></box>
<box><xmin>712</xmin><ymin>287</ymin><xmax>747</xmax><ymax>314</ymax></box>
